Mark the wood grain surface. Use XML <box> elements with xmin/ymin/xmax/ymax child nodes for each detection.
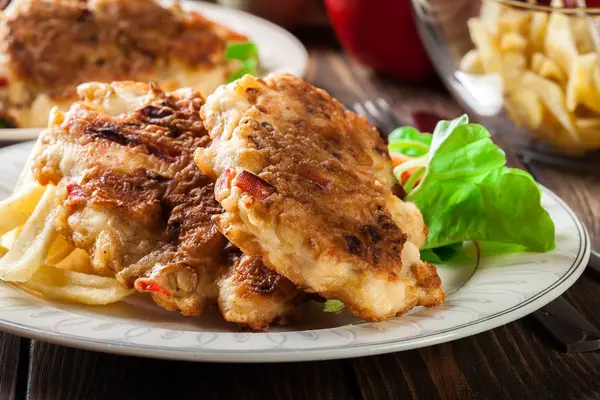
<box><xmin>1</xmin><ymin>28</ymin><xmax>599</xmax><ymax>400</ymax></box>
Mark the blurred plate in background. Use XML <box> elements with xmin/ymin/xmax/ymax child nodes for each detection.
<box><xmin>0</xmin><ymin>0</ymin><xmax>308</xmax><ymax>142</ymax></box>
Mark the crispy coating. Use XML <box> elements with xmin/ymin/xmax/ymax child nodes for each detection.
<box><xmin>32</xmin><ymin>81</ymin><xmax>299</xmax><ymax>327</ymax></box>
<box><xmin>218</xmin><ymin>245</ymin><xmax>299</xmax><ymax>331</ymax></box>
<box><xmin>196</xmin><ymin>73</ymin><xmax>445</xmax><ymax>321</ymax></box>
<box><xmin>33</xmin><ymin>81</ymin><xmax>224</xmax><ymax>315</ymax></box>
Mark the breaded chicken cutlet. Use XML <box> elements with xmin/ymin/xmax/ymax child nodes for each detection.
<box><xmin>31</xmin><ymin>81</ymin><xmax>299</xmax><ymax>329</ymax></box>
<box><xmin>195</xmin><ymin>73</ymin><xmax>445</xmax><ymax>321</ymax></box>
<box><xmin>0</xmin><ymin>0</ymin><xmax>247</xmax><ymax>127</ymax></box>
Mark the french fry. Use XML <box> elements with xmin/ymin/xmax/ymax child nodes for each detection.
<box><xmin>20</xmin><ymin>264</ymin><xmax>133</xmax><ymax>305</ymax></box>
<box><xmin>0</xmin><ymin>185</ymin><xmax>59</xmax><ymax>282</ymax></box>
<box><xmin>0</xmin><ymin>184</ymin><xmax>45</xmax><ymax>236</ymax></box>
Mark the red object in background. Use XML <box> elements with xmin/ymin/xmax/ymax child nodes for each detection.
<box><xmin>325</xmin><ymin>0</ymin><xmax>434</xmax><ymax>82</ymax></box>
<box><xmin>545</xmin><ymin>0</ymin><xmax>600</xmax><ymax>6</ymax></box>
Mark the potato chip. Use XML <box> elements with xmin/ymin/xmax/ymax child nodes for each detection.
<box><xmin>538</xmin><ymin>58</ymin><xmax>567</xmax><ymax>84</ymax></box>
<box><xmin>459</xmin><ymin>49</ymin><xmax>484</xmax><ymax>74</ymax></box>
<box><xmin>566</xmin><ymin>53</ymin><xmax>600</xmax><ymax>113</ymax></box>
<box><xmin>479</xmin><ymin>1</ymin><xmax>505</xmax><ymax>35</ymax></box>
<box><xmin>570</xmin><ymin>17</ymin><xmax>596</xmax><ymax>54</ymax></box>
<box><xmin>0</xmin><ymin>183</ymin><xmax>45</xmax><ymax>237</ymax></box>
<box><xmin>46</xmin><ymin>234</ymin><xmax>74</xmax><ymax>265</ymax></box>
<box><xmin>500</xmin><ymin>32</ymin><xmax>528</xmax><ymax>53</ymax></box>
<box><xmin>0</xmin><ymin>185</ymin><xmax>59</xmax><ymax>282</ymax></box>
<box><xmin>529</xmin><ymin>12</ymin><xmax>548</xmax><ymax>54</ymax></box>
<box><xmin>501</xmin><ymin>52</ymin><xmax>526</xmax><ymax>92</ymax></box>
<box><xmin>574</xmin><ymin>119</ymin><xmax>600</xmax><ymax>147</ymax></box>
<box><xmin>545</xmin><ymin>13</ymin><xmax>579</xmax><ymax>74</ymax></box>
<box><xmin>531</xmin><ymin>52</ymin><xmax>545</xmax><ymax>74</ymax></box>
<box><xmin>575</xmin><ymin>117</ymin><xmax>600</xmax><ymax>130</ymax></box>
<box><xmin>497</xmin><ymin>10</ymin><xmax>531</xmax><ymax>36</ymax></box>
<box><xmin>468</xmin><ymin>18</ymin><xmax>502</xmax><ymax>74</ymax></box>
<box><xmin>14</xmin><ymin>138</ymin><xmax>43</xmax><ymax>193</ymax></box>
<box><xmin>506</xmin><ymin>88</ymin><xmax>543</xmax><ymax>129</ymax></box>
<box><xmin>461</xmin><ymin>4</ymin><xmax>600</xmax><ymax>152</ymax></box>
<box><xmin>520</xmin><ymin>71</ymin><xmax>579</xmax><ymax>141</ymax></box>
<box><xmin>20</xmin><ymin>265</ymin><xmax>133</xmax><ymax>305</ymax></box>
<box><xmin>56</xmin><ymin>249</ymin><xmax>96</xmax><ymax>275</ymax></box>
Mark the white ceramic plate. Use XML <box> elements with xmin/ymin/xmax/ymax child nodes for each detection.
<box><xmin>0</xmin><ymin>142</ymin><xmax>590</xmax><ymax>362</ymax></box>
<box><xmin>0</xmin><ymin>0</ymin><xmax>308</xmax><ymax>142</ymax></box>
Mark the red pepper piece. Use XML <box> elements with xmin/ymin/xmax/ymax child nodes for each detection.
<box><xmin>66</xmin><ymin>183</ymin><xmax>85</xmax><ymax>202</ymax></box>
<box><xmin>135</xmin><ymin>278</ymin><xmax>172</xmax><ymax>298</ymax></box>
<box><xmin>234</xmin><ymin>171</ymin><xmax>276</xmax><ymax>200</ymax></box>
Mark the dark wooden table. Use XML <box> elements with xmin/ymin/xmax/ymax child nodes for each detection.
<box><xmin>1</xmin><ymin>28</ymin><xmax>600</xmax><ymax>400</ymax></box>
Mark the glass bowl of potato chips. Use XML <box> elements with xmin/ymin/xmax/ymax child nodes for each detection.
<box><xmin>413</xmin><ymin>0</ymin><xmax>600</xmax><ymax>156</ymax></box>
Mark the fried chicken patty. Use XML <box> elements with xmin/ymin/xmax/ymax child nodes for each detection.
<box><xmin>32</xmin><ymin>81</ymin><xmax>298</xmax><ymax>326</ymax></box>
<box><xmin>218</xmin><ymin>244</ymin><xmax>299</xmax><ymax>331</ymax></box>
<box><xmin>0</xmin><ymin>0</ymin><xmax>246</xmax><ymax>127</ymax></box>
<box><xmin>195</xmin><ymin>73</ymin><xmax>445</xmax><ymax>321</ymax></box>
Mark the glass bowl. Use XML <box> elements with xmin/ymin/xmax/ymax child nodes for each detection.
<box><xmin>412</xmin><ymin>0</ymin><xmax>600</xmax><ymax>162</ymax></box>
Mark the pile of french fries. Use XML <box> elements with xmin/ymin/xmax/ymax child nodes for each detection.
<box><xmin>0</xmin><ymin>161</ymin><xmax>133</xmax><ymax>305</ymax></box>
<box><xmin>460</xmin><ymin>0</ymin><xmax>600</xmax><ymax>153</ymax></box>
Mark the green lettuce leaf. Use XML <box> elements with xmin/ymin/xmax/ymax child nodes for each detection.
<box><xmin>227</xmin><ymin>58</ymin><xmax>258</xmax><ymax>83</ymax></box>
<box><xmin>388</xmin><ymin>127</ymin><xmax>432</xmax><ymax>157</ymax></box>
<box><xmin>225</xmin><ymin>42</ymin><xmax>259</xmax><ymax>82</ymax></box>
<box><xmin>399</xmin><ymin>115</ymin><xmax>555</xmax><ymax>253</ymax></box>
<box><xmin>225</xmin><ymin>42</ymin><xmax>259</xmax><ymax>61</ymax></box>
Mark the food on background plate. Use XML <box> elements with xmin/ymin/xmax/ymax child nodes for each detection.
<box><xmin>1</xmin><ymin>80</ymin><xmax>299</xmax><ymax>330</ymax></box>
<box><xmin>0</xmin><ymin>0</ymin><xmax>257</xmax><ymax>128</ymax></box>
<box><xmin>460</xmin><ymin>1</ymin><xmax>600</xmax><ymax>153</ymax></box>
<box><xmin>196</xmin><ymin>73</ymin><xmax>445</xmax><ymax>321</ymax></box>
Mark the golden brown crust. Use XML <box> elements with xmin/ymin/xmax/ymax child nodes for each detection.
<box><xmin>197</xmin><ymin>73</ymin><xmax>445</xmax><ymax>321</ymax></box>
<box><xmin>227</xmin><ymin>251</ymin><xmax>290</xmax><ymax>297</ymax></box>
<box><xmin>218</xmin><ymin>248</ymin><xmax>299</xmax><ymax>331</ymax></box>
<box><xmin>0</xmin><ymin>0</ymin><xmax>241</xmax><ymax>100</ymax></box>
<box><xmin>32</xmin><ymin>82</ymin><xmax>228</xmax><ymax>315</ymax></box>
<box><xmin>32</xmin><ymin>80</ymin><xmax>301</xmax><ymax>326</ymax></box>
